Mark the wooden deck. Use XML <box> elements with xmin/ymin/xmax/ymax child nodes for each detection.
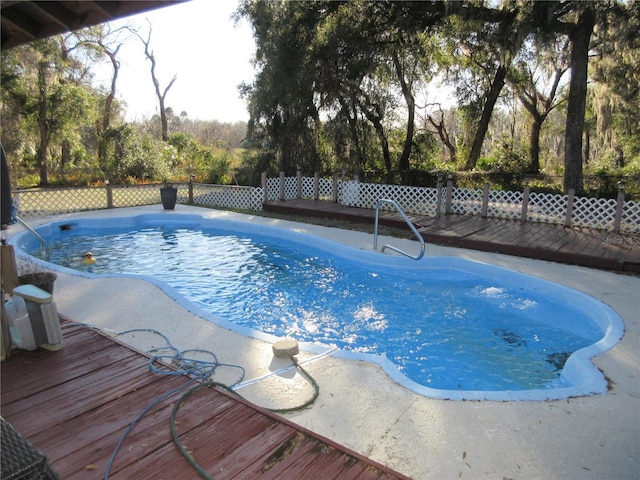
<box><xmin>1</xmin><ymin>321</ymin><xmax>409</xmax><ymax>480</ymax></box>
<box><xmin>263</xmin><ymin>199</ymin><xmax>640</xmax><ymax>273</ymax></box>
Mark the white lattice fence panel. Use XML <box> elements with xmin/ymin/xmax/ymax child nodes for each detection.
<box><xmin>487</xmin><ymin>190</ymin><xmax>523</xmax><ymax>220</ymax></box>
<box><xmin>392</xmin><ymin>185</ymin><xmax>438</xmax><ymax>216</ymax></box>
<box><xmin>572</xmin><ymin>196</ymin><xmax>617</xmax><ymax>230</ymax></box>
<box><xmin>301</xmin><ymin>177</ymin><xmax>315</xmax><ymax>198</ymax></box>
<box><xmin>192</xmin><ymin>185</ymin><xmax>254</xmax><ymax>210</ymax></box>
<box><xmin>13</xmin><ymin>178</ymin><xmax>635</xmax><ymax>233</ymax></box>
<box><xmin>359</xmin><ymin>183</ymin><xmax>389</xmax><ymax>209</ymax></box>
<box><xmin>318</xmin><ymin>178</ymin><xmax>333</xmax><ymax>199</ymax></box>
<box><xmin>283</xmin><ymin>177</ymin><xmax>297</xmax><ymax>199</ymax></box>
<box><xmin>527</xmin><ymin>192</ymin><xmax>566</xmax><ymax>225</ymax></box>
<box><xmin>393</xmin><ymin>185</ymin><xmax>437</xmax><ymax>216</ymax></box>
<box><xmin>266</xmin><ymin>178</ymin><xmax>279</xmax><ymax>201</ymax></box>
<box><xmin>451</xmin><ymin>188</ymin><xmax>483</xmax><ymax>216</ymax></box>
<box><xmin>440</xmin><ymin>187</ymin><xmax>448</xmax><ymax>213</ymax></box>
<box><xmin>336</xmin><ymin>180</ymin><xmax>344</xmax><ymax>203</ymax></box>
<box><xmin>177</xmin><ymin>185</ymin><xmax>190</xmax><ymax>204</ymax></box>
<box><xmin>357</xmin><ymin>183</ymin><xmax>398</xmax><ymax>209</ymax></box>
<box><xmin>339</xmin><ymin>182</ymin><xmax>439</xmax><ymax>216</ymax></box>
<box><xmin>341</xmin><ymin>181</ymin><xmax>360</xmax><ymax>206</ymax></box>
<box><xmin>251</xmin><ymin>187</ymin><xmax>264</xmax><ymax>211</ymax></box>
<box><xmin>14</xmin><ymin>187</ymin><xmax>108</xmax><ymax>217</ymax></box>
<box><xmin>621</xmin><ymin>200</ymin><xmax>640</xmax><ymax>233</ymax></box>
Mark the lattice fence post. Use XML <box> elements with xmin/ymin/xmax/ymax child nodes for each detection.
<box><xmin>332</xmin><ymin>172</ymin><xmax>339</xmax><ymax>202</ymax></box>
<box><xmin>565</xmin><ymin>189</ymin><xmax>575</xmax><ymax>227</ymax></box>
<box><xmin>296</xmin><ymin>169</ymin><xmax>302</xmax><ymax>199</ymax></box>
<box><xmin>279</xmin><ymin>171</ymin><xmax>285</xmax><ymax>201</ymax></box>
<box><xmin>445</xmin><ymin>175</ymin><xmax>454</xmax><ymax>215</ymax></box>
<box><xmin>105</xmin><ymin>181</ymin><xmax>113</xmax><ymax>209</ymax></box>
<box><xmin>612</xmin><ymin>181</ymin><xmax>626</xmax><ymax>233</ymax></box>
<box><xmin>261</xmin><ymin>172</ymin><xmax>267</xmax><ymax>204</ymax></box>
<box><xmin>481</xmin><ymin>183</ymin><xmax>489</xmax><ymax>217</ymax></box>
<box><xmin>521</xmin><ymin>186</ymin><xmax>530</xmax><ymax>223</ymax></box>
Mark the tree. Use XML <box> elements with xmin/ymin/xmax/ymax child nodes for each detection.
<box><xmin>73</xmin><ymin>24</ymin><xmax>130</xmax><ymax>167</ymax></box>
<box><xmin>238</xmin><ymin>0</ymin><xmax>327</xmax><ymax>174</ymax></box>
<box><xmin>508</xmin><ymin>38</ymin><xmax>569</xmax><ymax>173</ymax></box>
<box><xmin>130</xmin><ymin>22</ymin><xmax>177</xmax><ymax>142</ymax></box>
<box><xmin>446</xmin><ymin>15</ymin><xmax>519</xmax><ymax>170</ymax></box>
<box><xmin>385</xmin><ymin>1</ymin><xmax>625</xmax><ymax>193</ymax></box>
<box><xmin>422</xmin><ymin>104</ymin><xmax>458</xmax><ymax>164</ymax></box>
<box><xmin>562</xmin><ymin>4</ymin><xmax>596</xmax><ymax>194</ymax></box>
<box><xmin>1</xmin><ymin>37</ymin><xmax>99</xmax><ymax>185</ymax></box>
<box><xmin>589</xmin><ymin>0</ymin><xmax>640</xmax><ymax>169</ymax></box>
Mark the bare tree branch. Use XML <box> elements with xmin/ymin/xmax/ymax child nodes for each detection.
<box><xmin>128</xmin><ymin>20</ymin><xmax>177</xmax><ymax>141</ymax></box>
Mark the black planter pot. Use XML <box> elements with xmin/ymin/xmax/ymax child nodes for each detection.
<box><xmin>160</xmin><ymin>186</ymin><xmax>178</xmax><ymax>210</ymax></box>
<box><xmin>19</xmin><ymin>272</ymin><xmax>57</xmax><ymax>294</ymax></box>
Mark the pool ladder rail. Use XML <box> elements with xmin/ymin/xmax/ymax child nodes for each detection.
<box><xmin>373</xmin><ymin>199</ymin><xmax>425</xmax><ymax>261</ymax></box>
<box><xmin>16</xmin><ymin>215</ymin><xmax>51</xmax><ymax>261</ymax></box>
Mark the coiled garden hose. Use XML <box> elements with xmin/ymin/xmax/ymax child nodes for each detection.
<box><xmin>104</xmin><ymin>328</ymin><xmax>320</xmax><ymax>480</ymax></box>
<box><xmin>169</xmin><ymin>356</ymin><xmax>320</xmax><ymax>480</ymax></box>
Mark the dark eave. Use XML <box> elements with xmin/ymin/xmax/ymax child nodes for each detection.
<box><xmin>1</xmin><ymin>1</ymin><xmax>187</xmax><ymax>49</ymax></box>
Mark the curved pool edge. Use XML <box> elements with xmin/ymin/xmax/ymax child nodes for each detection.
<box><xmin>9</xmin><ymin>212</ymin><xmax>627</xmax><ymax>402</ymax></box>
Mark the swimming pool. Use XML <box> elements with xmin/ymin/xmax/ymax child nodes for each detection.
<box><xmin>13</xmin><ymin>213</ymin><xmax>624</xmax><ymax>401</ymax></box>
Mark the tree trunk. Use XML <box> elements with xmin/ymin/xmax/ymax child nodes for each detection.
<box><xmin>564</xmin><ymin>6</ymin><xmax>595</xmax><ymax>194</ymax></box>
<box><xmin>584</xmin><ymin>130</ymin><xmax>590</xmax><ymax>165</ymax></box>
<box><xmin>98</xmin><ymin>46</ymin><xmax>121</xmax><ymax>167</ymax></box>
<box><xmin>340</xmin><ymin>97</ymin><xmax>363</xmax><ymax>175</ymax></box>
<box><xmin>37</xmin><ymin>61</ymin><xmax>49</xmax><ymax>186</ymax></box>
<box><xmin>61</xmin><ymin>139</ymin><xmax>71</xmax><ymax>173</ymax></box>
<box><xmin>137</xmin><ymin>25</ymin><xmax>177</xmax><ymax>142</ymax></box>
<box><xmin>428</xmin><ymin>111</ymin><xmax>457</xmax><ymax>164</ymax></box>
<box><xmin>615</xmin><ymin>146</ymin><xmax>624</xmax><ymax>168</ymax></box>
<box><xmin>392</xmin><ymin>52</ymin><xmax>415</xmax><ymax>185</ymax></box>
<box><xmin>160</xmin><ymin>97</ymin><xmax>169</xmax><ymax>141</ymax></box>
<box><xmin>362</xmin><ymin>107</ymin><xmax>392</xmax><ymax>183</ymax></box>
<box><xmin>529</xmin><ymin>116</ymin><xmax>542</xmax><ymax>173</ymax></box>
<box><xmin>465</xmin><ymin>64</ymin><xmax>507</xmax><ymax>170</ymax></box>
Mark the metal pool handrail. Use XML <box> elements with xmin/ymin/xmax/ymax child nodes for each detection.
<box><xmin>16</xmin><ymin>215</ymin><xmax>51</xmax><ymax>261</ymax></box>
<box><xmin>373</xmin><ymin>199</ymin><xmax>425</xmax><ymax>260</ymax></box>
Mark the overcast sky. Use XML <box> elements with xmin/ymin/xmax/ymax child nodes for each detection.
<box><xmin>93</xmin><ymin>0</ymin><xmax>255</xmax><ymax>123</ymax></box>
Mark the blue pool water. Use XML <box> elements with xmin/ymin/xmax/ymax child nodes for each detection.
<box><xmin>14</xmin><ymin>213</ymin><xmax>624</xmax><ymax>400</ymax></box>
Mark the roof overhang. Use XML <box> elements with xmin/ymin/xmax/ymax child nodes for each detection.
<box><xmin>1</xmin><ymin>1</ymin><xmax>187</xmax><ymax>49</ymax></box>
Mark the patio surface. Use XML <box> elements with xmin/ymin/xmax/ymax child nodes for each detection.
<box><xmin>3</xmin><ymin>204</ymin><xmax>639</xmax><ymax>479</ymax></box>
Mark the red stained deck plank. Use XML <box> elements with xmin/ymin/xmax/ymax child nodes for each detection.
<box><xmin>3</xmin><ymin>358</ymin><xmax>167</xmax><ymax>437</ymax></box>
<box><xmin>0</xmin><ymin>328</ymin><xmax>129</xmax><ymax>390</ymax></box>
<box><xmin>210</xmin><ymin>423</ymin><xmax>306</xmax><ymax>479</ymax></box>
<box><xmin>2</xmin><ymin>353</ymin><xmax>146</xmax><ymax>414</ymax></box>
<box><xmin>1</xmin><ymin>323</ymin><xmax>410</xmax><ymax>480</ymax></box>
<box><xmin>37</xmin><ymin>377</ymin><xmax>194</xmax><ymax>478</ymax></box>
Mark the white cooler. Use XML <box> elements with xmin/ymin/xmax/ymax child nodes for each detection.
<box><xmin>4</xmin><ymin>295</ymin><xmax>36</xmax><ymax>350</ymax></box>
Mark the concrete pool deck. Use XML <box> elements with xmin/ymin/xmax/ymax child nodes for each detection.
<box><xmin>5</xmin><ymin>205</ymin><xmax>639</xmax><ymax>479</ymax></box>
